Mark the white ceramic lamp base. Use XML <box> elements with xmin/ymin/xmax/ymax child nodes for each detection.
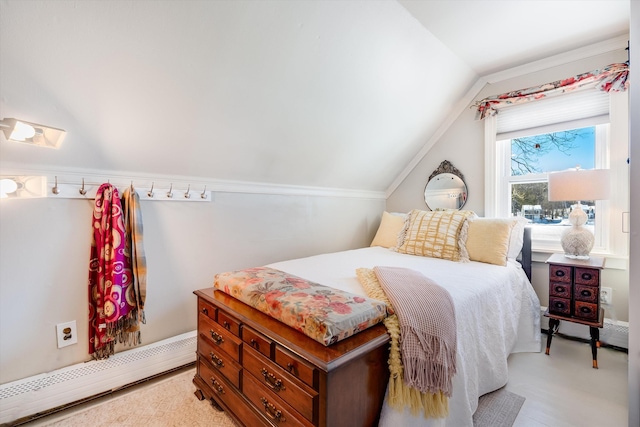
<box><xmin>561</xmin><ymin>204</ymin><xmax>594</xmax><ymax>259</ymax></box>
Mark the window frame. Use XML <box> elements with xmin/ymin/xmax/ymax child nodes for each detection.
<box><xmin>484</xmin><ymin>91</ymin><xmax>629</xmax><ymax>261</ymax></box>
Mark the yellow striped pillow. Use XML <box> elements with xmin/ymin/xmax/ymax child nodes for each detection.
<box><xmin>397</xmin><ymin>209</ymin><xmax>475</xmax><ymax>261</ymax></box>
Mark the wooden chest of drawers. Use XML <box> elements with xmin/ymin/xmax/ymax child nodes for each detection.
<box><xmin>193</xmin><ymin>288</ymin><xmax>390</xmax><ymax>427</ymax></box>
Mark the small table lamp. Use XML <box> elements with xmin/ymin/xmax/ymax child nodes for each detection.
<box><xmin>547</xmin><ymin>169</ymin><xmax>610</xmax><ymax>259</ymax></box>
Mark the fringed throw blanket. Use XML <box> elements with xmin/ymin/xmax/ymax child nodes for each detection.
<box><xmin>88</xmin><ymin>184</ymin><xmax>144</xmax><ymax>359</ymax></box>
<box><xmin>356</xmin><ymin>267</ymin><xmax>457</xmax><ymax>419</ymax></box>
<box><xmin>121</xmin><ymin>186</ymin><xmax>147</xmax><ymax>338</ymax></box>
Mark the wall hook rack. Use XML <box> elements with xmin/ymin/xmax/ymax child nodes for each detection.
<box><xmin>46</xmin><ymin>177</ymin><xmax>210</xmax><ymax>202</ymax></box>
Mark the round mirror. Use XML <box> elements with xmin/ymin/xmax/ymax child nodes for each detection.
<box><xmin>424</xmin><ymin>161</ymin><xmax>468</xmax><ymax>210</ymax></box>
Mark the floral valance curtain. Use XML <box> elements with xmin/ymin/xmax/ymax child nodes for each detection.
<box><xmin>474</xmin><ymin>62</ymin><xmax>629</xmax><ymax>120</ymax></box>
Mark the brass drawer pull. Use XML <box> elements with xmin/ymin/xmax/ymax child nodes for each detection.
<box><xmin>201</xmin><ymin>307</ymin><xmax>208</xmax><ymax>315</ymax></box>
<box><xmin>223</xmin><ymin>320</ymin><xmax>231</xmax><ymax>329</ymax></box>
<box><xmin>209</xmin><ymin>330</ymin><xmax>225</xmax><ymax>345</ymax></box>
<box><xmin>210</xmin><ymin>352</ymin><xmax>225</xmax><ymax>367</ymax></box>
<box><xmin>250</xmin><ymin>338</ymin><xmax>259</xmax><ymax>349</ymax></box>
<box><xmin>260</xmin><ymin>397</ymin><xmax>285</xmax><ymax>422</ymax></box>
<box><xmin>286</xmin><ymin>362</ymin><xmax>296</xmax><ymax>374</ymax></box>
<box><xmin>261</xmin><ymin>368</ymin><xmax>285</xmax><ymax>391</ymax></box>
<box><xmin>210</xmin><ymin>378</ymin><xmax>225</xmax><ymax>394</ymax></box>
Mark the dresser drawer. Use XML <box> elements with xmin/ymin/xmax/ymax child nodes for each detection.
<box><xmin>575</xmin><ymin>284</ymin><xmax>599</xmax><ymax>303</ymax></box>
<box><xmin>549</xmin><ymin>296</ymin><xmax>571</xmax><ymax>316</ymax></box>
<box><xmin>198</xmin><ymin>298</ymin><xmax>217</xmax><ymax>321</ymax></box>
<box><xmin>243</xmin><ymin>371</ymin><xmax>315</xmax><ymax>427</ymax></box>
<box><xmin>243</xmin><ymin>325</ymin><xmax>274</xmax><ymax>359</ymax></box>
<box><xmin>575</xmin><ymin>268</ymin><xmax>599</xmax><ymax>286</ymax></box>
<box><xmin>198</xmin><ymin>356</ymin><xmax>237</xmax><ymax>408</ymax></box>
<box><xmin>199</xmin><ymin>336</ymin><xmax>242</xmax><ymax>388</ymax></box>
<box><xmin>275</xmin><ymin>346</ymin><xmax>318</xmax><ymax>390</ymax></box>
<box><xmin>199</xmin><ymin>313</ymin><xmax>243</xmax><ymax>362</ymax></box>
<box><xmin>243</xmin><ymin>347</ymin><xmax>318</xmax><ymax>423</ymax></box>
<box><xmin>549</xmin><ymin>282</ymin><xmax>571</xmax><ymax>299</ymax></box>
<box><xmin>549</xmin><ymin>265</ymin><xmax>572</xmax><ymax>283</ymax></box>
<box><xmin>218</xmin><ymin>309</ymin><xmax>242</xmax><ymax>337</ymax></box>
<box><xmin>574</xmin><ymin>301</ymin><xmax>599</xmax><ymax>321</ymax></box>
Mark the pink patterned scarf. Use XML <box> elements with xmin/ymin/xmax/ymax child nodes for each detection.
<box><xmin>88</xmin><ymin>183</ymin><xmax>139</xmax><ymax>359</ymax></box>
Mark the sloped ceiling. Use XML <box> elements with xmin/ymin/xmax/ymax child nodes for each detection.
<box><xmin>0</xmin><ymin>1</ymin><xmax>629</xmax><ymax>193</ymax></box>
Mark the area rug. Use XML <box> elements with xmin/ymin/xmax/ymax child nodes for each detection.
<box><xmin>33</xmin><ymin>367</ymin><xmax>523</xmax><ymax>427</ymax></box>
<box><xmin>473</xmin><ymin>387</ymin><xmax>526</xmax><ymax>427</ymax></box>
<box><xmin>34</xmin><ymin>368</ymin><xmax>238</xmax><ymax>427</ymax></box>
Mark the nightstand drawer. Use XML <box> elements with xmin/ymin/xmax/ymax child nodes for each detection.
<box><xmin>575</xmin><ymin>284</ymin><xmax>599</xmax><ymax>303</ymax></box>
<box><xmin>549</xmin><ymin>296</ymin><xmax>571</xmax><ymax>316</ymax></box>
<box><xmin>575</xmin><ymin>301</ymin><xmax>598</xmax><ymax>321</ymax></box>
<box><xmin>549</xmin><ymin>265</ymin><xmax>572</xmax><ymax>283</ymax></box>
<box><xmin>549</xmin><ymin>282</ymin><xmax>571</xmax><ymax>299</ymax></box>
<box><xmin>575</xmin><ymin>268</ymin><xmax>599</xmax><ymax>286</ymax></box>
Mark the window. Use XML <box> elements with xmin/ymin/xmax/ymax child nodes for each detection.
<box><xmin>498</xmin><ymin>124</ymin><xmax>607</xmax><ymax>251</ymax></box>
<box><xmin>485</xmin><ymin>90</ymin><xmax>629</xmax><ymax>259</ymax></box>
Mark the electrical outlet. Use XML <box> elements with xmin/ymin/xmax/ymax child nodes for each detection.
<box><xmin>600</xmin><ymin>287</ymin><xmax>613</xmax><ymax>305</ymax></box>
<box><xmin>56</xmin><ymin>320</ymin><xmax>77</xmax><ymax>348</ymax></box>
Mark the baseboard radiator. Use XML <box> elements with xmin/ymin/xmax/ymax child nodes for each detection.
<box><xmin>0</xmin><ymin>330</ymin><xmax>197</xmax><ymax>425</ymax></box>
<box><xmin>540</xmin><ymin>307</ymin><xmax>629</xmax><ymax>349</ymax></box>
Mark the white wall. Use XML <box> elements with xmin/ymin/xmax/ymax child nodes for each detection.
<box><xmin>0</xmin><ymin>190</ymin><xmax>384</xmax><ymax>383</ymax></box>
<box><xmin>387</xmin><ymin>49</ymin><xmax>631</xmax><ymax>323</ymax></box>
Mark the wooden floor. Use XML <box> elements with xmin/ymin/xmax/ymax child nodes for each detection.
<box><xmin>20</xmin><ymin>333</ymin><xmax>628</xmax><ymax>427</ymax></box>
<box><xmin>507</xmin><ymin>333</ymin><xmax>628</xmax><ymax>427</ymax></box>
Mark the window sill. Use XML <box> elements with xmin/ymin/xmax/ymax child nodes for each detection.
<box><xmin>531</xmin><ymin>248</ymin><xmax>628</xmax><ymax>270</ymax></box>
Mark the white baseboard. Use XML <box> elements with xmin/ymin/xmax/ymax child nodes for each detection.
<box><xmin>0</xmin><ymin>331</ymin><xmax>197</xmax><ymax>425</ymax></box>
<box><xmin>540</xmin><ymin>306</ymin><xmax>629</xmax><ymax>349</ymax></box>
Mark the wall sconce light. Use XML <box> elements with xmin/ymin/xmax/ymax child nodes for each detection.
<box><xmin>548</xmin><ymin>168</ymin><xmax>610</xmax><ymax>259</ymax></box>
<box><xmin>0</xmin><ymin>118</ymin><xmax>66</xmax><ymax>149</ymax></box>
<box><xmin>0</xmin><ymin>176</ymin><xmax>47</xmax><ymax>199</ymax></box>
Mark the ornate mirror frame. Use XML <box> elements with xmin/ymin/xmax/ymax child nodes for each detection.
<box><xmin>424</xmin><ymin>160</ymin><xmax>468</xmax><ymax>210</ymax></box>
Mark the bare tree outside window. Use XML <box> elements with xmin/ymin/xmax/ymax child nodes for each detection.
<box><xmin>508</xmin><ymin>127</ymin><xmax>597</xmax><ymax>242</ymax></box>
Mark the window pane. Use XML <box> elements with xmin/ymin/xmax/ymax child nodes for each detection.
<box><xmin>510</xmin><ymin>127</ymin><xmax>595</xmax><ymax>176</ymax></box>
<box><xmin>511</xmin><ymin>182</ymin><xmax>596</xmax><ymax>242</ymax></box>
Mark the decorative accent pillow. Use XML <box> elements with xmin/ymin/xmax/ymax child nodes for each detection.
<box><xmin>214</xmin><ymin>267</ymin><xmax>390</xmax><ymax>346</ymax></box>
<box><xmin>370</xmin><ymin>211</ymin><xmax>406</xmax><ymax>248</ymax></box>
<box><xmin>465</xmin><ymin>218</ymin><xmax>515</xmax><ymax>266</ymax></box>
<box><xmin>396</xmin><ymin>209</ymin><xmax>475</xmax><ymax>261</ymax></box>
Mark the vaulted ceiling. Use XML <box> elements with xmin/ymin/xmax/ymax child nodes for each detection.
<box><xmin>0</xmin><ymin>1</ymin><xmax>629</xmax><ymax>192</ymax></box>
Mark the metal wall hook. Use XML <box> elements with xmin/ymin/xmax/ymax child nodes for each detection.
<box><xmin>79</xmin><ymin>178</ymin><xmax>87</xmax><ymax>195</ymax></box>
<box><xmin>148</xmin><ymin>182</ymin><xmax>155</xmax><ymax>198</ymax></box>
<box><xmin>52</xmin><ymin>176</ymin><xmax>60</xmax><ymax>195</ymax></box>
<box><xmin>167</xmin><ymin>183</ymin><xmax>173</xmax><ymax>198</ymax></box>
<box><xmin>184</xmin><ymin>184</ymin><xmax>191</xmax><ymax>199</ymax></box>
<box><xmin>201</xmin><ymin>185</ymin><xmax>207</xmax><ymax>199</ymax></box>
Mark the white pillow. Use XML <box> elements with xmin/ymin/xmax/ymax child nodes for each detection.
<box><xmin>507</xmin><ymin>217</ymin><xmax>530</xmax><ymax>259</ymax></box>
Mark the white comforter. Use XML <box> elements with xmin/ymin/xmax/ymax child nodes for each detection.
<box><xmin>268</xmin><ymin>246</ymin><xmax>541</xmax><ymax>427</ymax></box>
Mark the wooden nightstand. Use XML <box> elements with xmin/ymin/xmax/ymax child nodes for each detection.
<box><xmin>544</xmin><ymin>253</ymin><xmax>605</xmax><ymax>368</ymax></box>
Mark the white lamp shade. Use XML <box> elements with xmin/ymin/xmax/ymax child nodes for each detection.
<box><xmin>548</xmin><ymin>169</ymin><xmax>610</xmax><ymax>201</ymax></box>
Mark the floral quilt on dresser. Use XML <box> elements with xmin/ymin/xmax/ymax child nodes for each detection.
<box><xmin>214</xmin><ymin>267</ymin><xmax>390</xmax><ymax>346</ymax></box>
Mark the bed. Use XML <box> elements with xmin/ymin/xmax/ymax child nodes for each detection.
<box><xmin>200</xmin><ymin>210</ymin><xmax>541</xmax><ymax>427</ymax></box>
